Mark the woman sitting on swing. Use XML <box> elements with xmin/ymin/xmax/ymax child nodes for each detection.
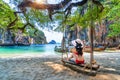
<box><xmin>67</xmin><ymin>39</ymin><xmax>85</xmax><ymax>64</ymax></box>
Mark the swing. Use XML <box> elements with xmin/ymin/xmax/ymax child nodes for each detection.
<box><xmin>61</xmin><ymin>59</ymin><xmax>99</xmax><ymax>76</ymax></box>
<box><xmin>60</xmin><ymin>1</ymin><xmax>100</xmax><ymax>75</ymax></box>
<box><xmin>61</xmin><ymin>39</ymin><xmax>100</xmax><ymax>75</ymax></box>
<box><xmin>61</xmin><ymin>46</ymin><xmax>100</xmax><ymax>75</ymax></box>
<box><xmin>61</xmin><ymin>59</ymin><xmax>100</xmax><ymax>70</ymax></box>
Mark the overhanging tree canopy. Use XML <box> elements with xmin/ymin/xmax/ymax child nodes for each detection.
<box><xmin>17</xmin><ymin>0</ymin><xmax>104</xmax><ymax>70</ymax></box>
<box><xmin>18</xmin><ymin>0</ymin><xmax>104</xmax><ymax>21</ymax></box>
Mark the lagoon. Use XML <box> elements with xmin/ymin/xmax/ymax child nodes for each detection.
<box><xmin>0</xmin><ymin>44</ymin><xmax>61</xmax><ymax>56</ymax></box>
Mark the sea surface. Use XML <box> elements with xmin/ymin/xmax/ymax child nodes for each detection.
<box><xmin>0</xmin><ymin>44</ymin><xmax>61</xmax><ymax>56</ymax></box>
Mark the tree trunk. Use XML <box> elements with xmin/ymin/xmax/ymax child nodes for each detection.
<box><xmin>61</xmin><ymin>36</ymin><xmax>65</xmax><ymax>51</ymax></box>
<box><xmin>76</xmin><ymin>25</ymin><xmax>80</xmax><ymax>39</ymax></box>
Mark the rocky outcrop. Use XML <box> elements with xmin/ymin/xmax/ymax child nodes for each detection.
<box><xmin>33</xmin><ymin>36</ymin><xmax>47</xmax><ymax>44</ymax></box>
<box><xmin>0</xmin><ymin>29</ymin><xmax>47</xmax><ymax>45</ymax></box>
<box><xmin>29</xmin><ymin>30</ymin><xmax>47</xmax><ymax>44</ymax></box>
<box><xmin>48</xmin><ymin>40</ymin><xmax>56</xmax><ymax>44</ymax></box>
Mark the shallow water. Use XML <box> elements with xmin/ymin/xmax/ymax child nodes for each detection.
<box><xmin>0</xmin><ymin>44</ymin><xmax>61</xmax><ymax>56</ymax></box>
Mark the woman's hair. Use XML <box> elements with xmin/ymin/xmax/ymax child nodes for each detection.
<box><xmin>75</xmin><ymin>41</ymin><xmax>83</xmax><ymax>56</ymax></box>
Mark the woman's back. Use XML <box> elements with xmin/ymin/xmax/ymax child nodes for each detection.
<box><xmin>69</xmin><ymin>39</ymin><xmax>85</xmax><ymax>64</ymax></box>
<box><xmin>71</xmin><ymin>48</ymin><xmax>84</xmax><ymax>61</ymax></box>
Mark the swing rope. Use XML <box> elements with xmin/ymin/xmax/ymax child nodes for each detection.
<box><xmin>61</xmin><ymin>1</ymin><xmax>69</xmax><ymax>61</ymax></box>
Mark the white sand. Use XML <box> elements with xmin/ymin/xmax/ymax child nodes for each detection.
<box><xmin>0</xmin><ymin>52</ymin><xmax>120</xmax><ymax>80</ymax></box>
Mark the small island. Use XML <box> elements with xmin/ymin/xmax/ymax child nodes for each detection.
<box><xmin>48</xmin><ymin>40</ymin><xmax>56</xmax><ymax>44</ymax></box>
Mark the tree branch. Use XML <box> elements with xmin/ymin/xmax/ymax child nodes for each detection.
<box><xmin>7</xmin><ymin>11</ymin><xmax>23</xmax><ymax>29</ymax></box>
<box><xmin>18</xmin><ymin>22</ymin><xmax>38</xmax><ymax>35</ymax></box>
<box><xmin>92</xmin><ymin>0</ymin><xmax>104</xmax><ymax>12</ymax></box>
<box><xmin>18</xmin><ymin>0</ymin><xmax>72</xmax><ymax>20</ymax></box>
<box><xmin>18</xmin><ymin>0</ymin><xmax>104</xmax><ymax>20</ymax></box>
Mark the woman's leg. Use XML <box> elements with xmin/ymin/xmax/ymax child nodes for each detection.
<box><xmin>69</xmin><ymin>58</ymin><xmax>76</xmax><ymax>64</ymax></box>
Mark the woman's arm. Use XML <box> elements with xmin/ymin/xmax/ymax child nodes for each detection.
<box><xmin>67</xmin><ymin>53</ymin><xmax>73</xmax><ymax>61</ymax></box>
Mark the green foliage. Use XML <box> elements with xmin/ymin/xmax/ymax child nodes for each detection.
<box><xmin>1</xmin><ymin>0</ymin><xmax>120</xmax><ymax>39</ymax></box>
<box><xmin>29</xmin><ymin>9</ymin><xmax>51</xmax><ymax>26</ymax></box>
<box><xmin>107</xmin><ymin>0</ymin><xmax>120</xmax><ymax>37</ymax></box>
<box><xmin>28</xmin><ymin>28</ymin><xmax>46</xmax><ymax>44</ymax></box>
<box><xmin>65</xmin><ymin>3</ymin><xmax>108</xmax><ymax>30</ymax></box>
<box><xmin>0</xmin><ymin>0</ymin><xmax>47</xmax><ymax>43</ymax></box>
<box><xmin>28</xmin><ymin>28</ymin><xmax>45</xmax><ymax>38</ymax></box>
<box><xmin>0</xmin><ymin>0</ymin><xmax>15</xmax><ymax>28</ymax></box>
<box><xmin>108</xmin><ymin>22</ymin><xmax>120</xmax><ymax>37</ymax></box>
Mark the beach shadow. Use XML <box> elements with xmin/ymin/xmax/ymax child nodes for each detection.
<box><xmin>0</xmin><ymin>56</ymin><xmax>119</xmax><ymax>80</ymax></box>
<box><xmin>98</xmin><ymin>66</ymin><xmax>120</xmax><ymax>75</ymax></box>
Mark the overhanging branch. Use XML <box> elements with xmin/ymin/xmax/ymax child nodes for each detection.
<box><xmin>7</xmin><ymin>11</ymin><xmax>23</xmax><ymax>29</ymax></box>
<box><xmin>18</xmin><ymin>22</ymin><xmax>38</xmax><ymax>35</ymax></box>
<box><xmin>18</xmin><ymin>0</ymin><xmax>104</xmax><ymax>20</ymax></box>
<box><xmin>18</xmin><ymin>0</ymin><xmax>72</xmax><ymax>20</ymax></box>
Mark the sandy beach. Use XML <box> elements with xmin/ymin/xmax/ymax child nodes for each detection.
<box><xmin>0</xmin><ymin>51</ymin><xmax>120</xmax><ymax>80</ymax></box>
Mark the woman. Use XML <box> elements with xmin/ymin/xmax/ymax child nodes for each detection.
<box><xmin>67</xmin><ymin>39</ymin><xmax>85</xmax><ymax>64</ymax></box>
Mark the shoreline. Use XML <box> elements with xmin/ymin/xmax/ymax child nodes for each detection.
<box><xmin>0</xmin><ymin>52</ymin><xmax>120</xmax><ymax>80</ymax></box>
<box><xmin>0</xmin><ymin>49</ymin><xmax>120</xmax><ymax>58</ymax></box>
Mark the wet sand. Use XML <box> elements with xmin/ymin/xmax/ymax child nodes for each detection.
<box><xmin>0</xmin><ymin>51</ymin><xmax>120</xmax><ymax>80</ymax></box>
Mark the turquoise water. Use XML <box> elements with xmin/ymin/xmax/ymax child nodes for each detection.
<box><xmin>0</xmin><ymin>44</ymin><xmax>60</xmax><ymax>56</ymax></box>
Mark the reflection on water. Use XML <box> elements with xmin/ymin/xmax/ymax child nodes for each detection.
<box><xmin>0</xmin><ymin>44</ymin><xmax>61</xmax><ymax>55</ymax></box>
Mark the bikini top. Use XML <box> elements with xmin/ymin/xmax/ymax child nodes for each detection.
<box><xmin>74</xmin><ymin>52</ymin><xmax>84</xmax><ymax>64</ymax></box>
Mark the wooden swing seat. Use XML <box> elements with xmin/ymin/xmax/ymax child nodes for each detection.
<box><xmin>61</xmin><ymin>60</ymin><xmax>100</xmax><ymax>76</ymax></box>
<box><xmin>62</xmin><ymin>60</ymin><xmax>100</xmax><ymax>70</ymax></box>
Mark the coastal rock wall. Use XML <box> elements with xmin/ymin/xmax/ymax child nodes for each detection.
<box><xmin>0</xmin><ymin>29</ymin><xmax>47</xmax><ymax>45</ymax></box>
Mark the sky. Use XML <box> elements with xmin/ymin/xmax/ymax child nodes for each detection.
<box><xmin>43</xmin><ymin>30</ymin><xmax>63</xmax><ymax>43</ymax></box>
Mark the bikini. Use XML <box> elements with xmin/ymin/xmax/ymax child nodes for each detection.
<box><xmin>74</xmin><ymin>52</ymin><xmax>84</xmax><ymax>64</ymax></box>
